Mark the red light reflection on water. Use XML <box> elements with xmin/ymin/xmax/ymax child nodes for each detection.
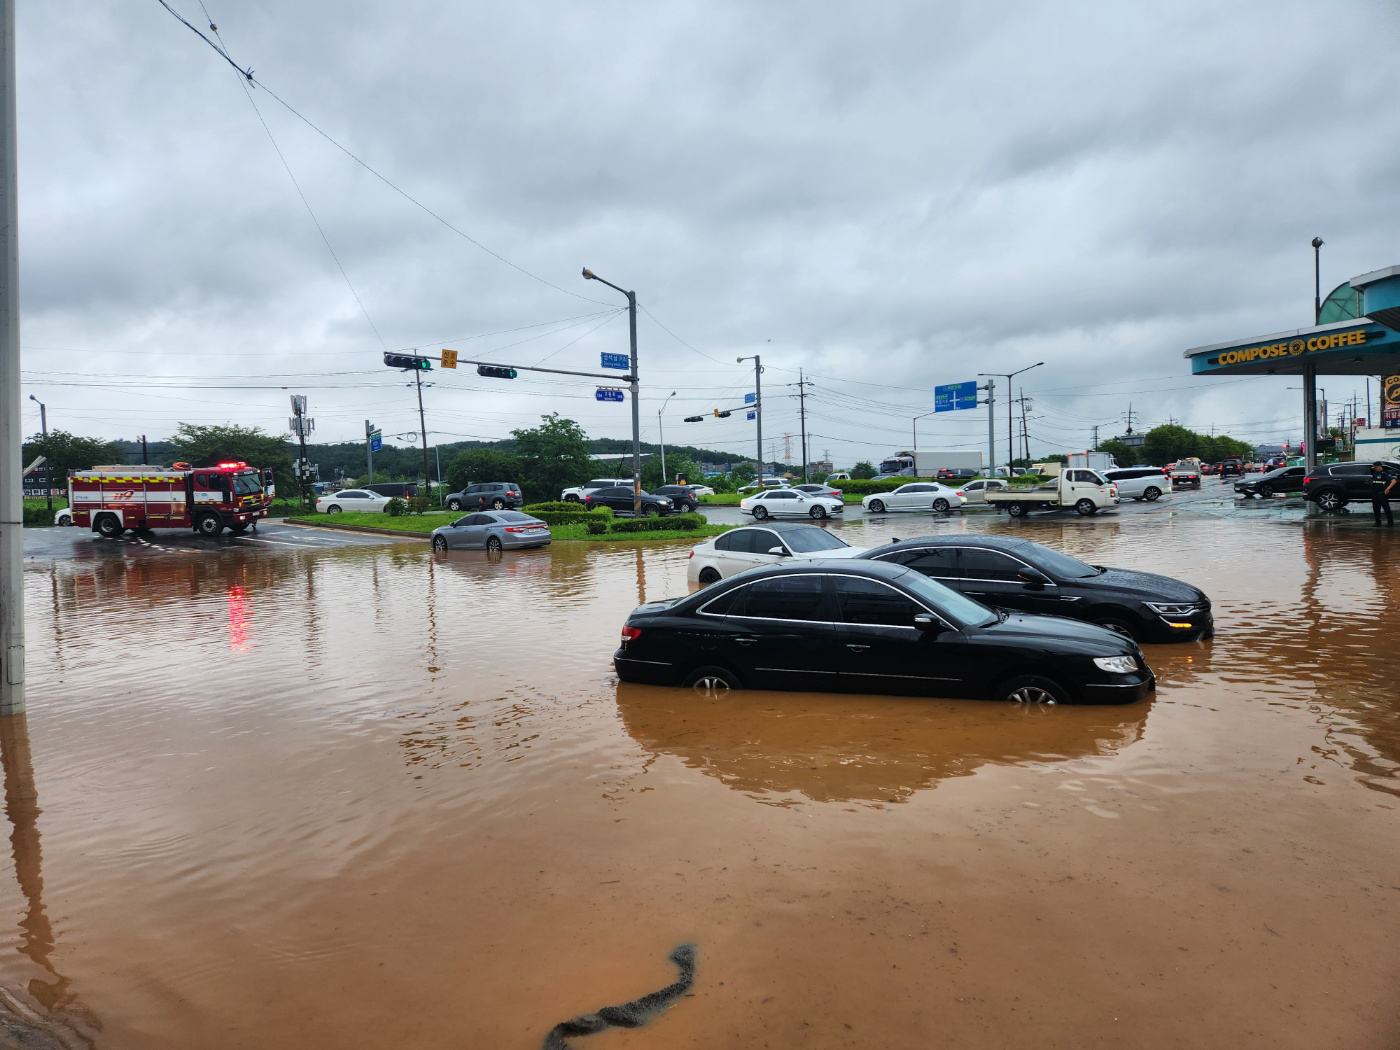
<box><xmin>227</xmin><ymin>585</ymin><xmax>250</xmax><ymax>652</ymax></box>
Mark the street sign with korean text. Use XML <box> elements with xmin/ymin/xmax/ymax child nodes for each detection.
<box><xmin>440</xmin><ymin>348</ymin><xmax>458</xmax><ymax>369</ymax></box>
<box><xmin>596</xmin><ymin>387</ymin><xmax>625</xmax><ymax>402</ymax></box>
<box><xmin>934</xmin><ymin>381</ymin><xmax>978</xmax><ymax>412</ymax></box>
<box><xmin>370</xmin><ymin>430</ymin><xmax>382</xmax><ymax>452</ymax></box>
<box><xmin>744</xmin><ymin>393</ymin><xmax>756</xmax><ymax>404</ymax></box>
<box><xmin>601</xmin><ymin>352</ymin><xmax>629</xmax><ymax>370</ymax></box>
<box><xmin>746</xmin><ymin>411</ymin><xmax>756</xmax><ymax>420</ymax></box>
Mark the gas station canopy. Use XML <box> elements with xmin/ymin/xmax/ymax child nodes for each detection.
<box><xmin>1184</xmin><ymin>265</ymin><xmax>1400</xmax><ymax>377</ymax></box>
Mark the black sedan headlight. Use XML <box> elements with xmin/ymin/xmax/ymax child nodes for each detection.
<box><xmin>1092</xmin><ymin>655</ymin><xmax>1139</xmax><ymax>674</ymax></box>
<box><xmin>1145</xmin><ymin>601</ymin><xmax>1201</xmax><ymax>617</ymax></box>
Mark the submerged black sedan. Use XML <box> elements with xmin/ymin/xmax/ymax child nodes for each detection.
<box><xmin>856</xmin><ymin>535</ymin><xmax>1211</xmax><ymax>643</ymax></box>
<box><xmin>614</xmin><ymin>562</ymin><xmax>1153</xmax><ymax>705</ymax></box>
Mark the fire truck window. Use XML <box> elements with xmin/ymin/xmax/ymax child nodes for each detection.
<box><xmin>195</xmin><ymin>474</ymin><xmax>208</xmax><ymax>487</ymax></box>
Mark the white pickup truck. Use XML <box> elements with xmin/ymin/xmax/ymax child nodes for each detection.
<box><xmin>1170</xmin><ymin>458</ymin><xmax>1203</xmax><ymax>488</ymax></box>
<box><xmin>986</xmin><ymin>468</ymin><xmax>1120</xmax><ymax>517</ymax></box>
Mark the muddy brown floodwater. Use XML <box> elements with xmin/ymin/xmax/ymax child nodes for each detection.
<box><xmin>2</xmin><ymin>514</ymin><xmax>1398</xmax><ymax>1048</ymax></box>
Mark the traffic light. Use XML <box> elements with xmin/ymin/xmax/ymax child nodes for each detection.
<box><xmin>683</xmin><ymin>415</ymin><xmax>704</xmax><ymax>423</ymax></box>
<box><xmin>384</xmin><ymin>352</ymin><xmax>432</xmax><ymax>370</ymax></box>
<box><xmin>477</xmin><ymin>365</ymin><xmax>518</xmax><ymax>379</ymax></box>
<box><xmin>714</xmin><ymin>409</ymin><xmax>732</xmax><ymax>418</ymax></box>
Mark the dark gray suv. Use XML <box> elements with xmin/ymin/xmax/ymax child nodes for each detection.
<box><xmin>1301</xmin><ymin>461</ymin><xmax>1400</xmax><ymax>511</ymax></box>
<box><xmin>445</xmin><ymin>482</ymin><xmax>524</xmax><ymax>511</ymax></box>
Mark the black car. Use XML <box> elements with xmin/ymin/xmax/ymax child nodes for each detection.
<box><xmin>614</xmin><ymin>562</ymin><xmax>1154</xmax><ymax>704</ymax></box>
<box><xmin>584</xmin><ymin>485</ymin><xmax>675</xmax><ymax>517</ymax></box>
<box><xmin>445</xmin><ymin>481</ymin><xmax>523</xmax><ymax>511</ymax></box>
<box><xmin>1302</xmin><ymin>460</ymin><xmax>1400</xmax><ymax>512</ymax></box>
<box><xmin>855</xmin><ymin>535</ymin><xmax>1211</xmax><ymax>643</ymax></box>
<box><xmin>654</xmin><ymin>485</ymin><xmax>705</xmax><ymax>512</ymax></box>
<box><xmin>937</xmin><ymin>467</ymin><xmax>979</xmax><ymax>481</ymax></box>
<box><xmin>365</xmin><ymin>481</ymin><xmax>419</xmax><ymax>499</ymax></box>
<box><xmin>1218</xmin><ymin>460</ymin><xmax>1243</xmax><ymax>478</ymax></box>
<box><xmin>1234</xmin><ymin>465</ymin><xmax>1305</xmax><ymax>499</ymax></box>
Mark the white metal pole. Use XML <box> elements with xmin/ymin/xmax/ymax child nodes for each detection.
<box><xmin>0</xmin><ymin>0</ymin><xmax>23</xmax><ymax>714</ymax></box>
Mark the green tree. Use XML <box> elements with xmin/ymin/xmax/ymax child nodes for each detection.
<box><xmin>22</xmin><ymin>430</ymin><xmax>123</xmax><ymax>487</ymax></box>
<box><xmin>851</xmin><ymin>460</ymin><xmax>877</xmax><ymax>480</ymax></box>
<box><xmin>1096</xmin><ymin>439</ymin><xmax>1138</xmax><ymax>466</ymax></box>
<box><xmin>1141</xmin><ymin>425</ymin><xmax>1199</xmax><ymax>466</ymax></box>
<box><xmin>446</xmin><ymin>447</ymin><xmax>522</xmax><ymax>493</ymax></box>
<box><xmin>172</xmin><ymin>423</ymin><xmax>295</xmax><ymax>496</ymax></box>
<box><xmin>643</xmin><ymin>454</ymin><xmax>701</xmax><ymax>490</ymax></box>
<box><xmin>729</xmin><ymin>462</ymin><xmax>755</xmax><ymax>485</ymax></box>
<box><xmin>510</xmin><ymin>413</ymin><xmax>593</xmax><ymax>502</ymax></box>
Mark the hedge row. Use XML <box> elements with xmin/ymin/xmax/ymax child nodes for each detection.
<box><xmin>523</xmin><ymin>502</ymin><xmax>613</xmax><ymax>526</ymax></box>
<box><xmin>587</xmin><ymin>512</ymin><xmax>708</xmax><ymax>535</ymax></box>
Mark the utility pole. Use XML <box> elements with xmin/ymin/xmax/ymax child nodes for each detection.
<box><xmin>1125</xmin><ymin>402</ymin><xmax>1134</xmax><ymax>436</ymax></box>
<box><xmin>290</xmin><ymin>395</ymin><xmax>313</xmax><ymax>508</ymax></box>
<box><xmin>365</xmin><ymin>419</ymin><xmax>374</xmax><ymax>483</ymax></box>
<box><xmin>413</xmin><ymin>370</ymin><xmax>430</xmax><ymax>499</ymax></box>
<box><xmin>738</xmin><ymin>354</ymin><xmax>763</xmax><ymax>478</ymax></box>
<box><xmin>1019</xmin><ymin>389</ymin><xmax>1031</xmax><ymax>465</ymax></box>
<box><xmin>791</xmin><ymin>369</ymin><xmax>814</xmax><ymax>482</ymax></box>
<box><xmin>1092</xmin><ymin>425</ymin><xmax>1100</xmax><ymax>450</ymax></box>
<box><xmin>983</xmin><ymin>379</ymin><xmax>995</xmax><ymax>475</ymax></box>
<box><xmin>26</xmin><ymin>395</ymin><xmax>47</xmax><ymax>514</ymax></box>
<box><xmin>0</xmin><ymin>0</ymin><xmax>24</xmax><ymax>714</ymax></box>
<box><xmin>141</xmin><ymin>434</ymin><xmax>148</xmax><ymax>465</ymax></box>
<box><xmin>582</xmin><ymin>268</ymin><xmax>642</xmax><ymax>515</ymax></box>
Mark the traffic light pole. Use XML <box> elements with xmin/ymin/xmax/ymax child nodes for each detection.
<box><xmin>0</xmin><ymin>0</ymin><xmax>22</xmax><ymax>714</ymax></box>
<box><xmin>414</xmin><ymin>369</ymin><xmax>430</xmax><ymax>501</ymax></box>
<box><xmin>736</xmin><ymin>355</ymin><xmax>763</xmax><ymax>480</ymax></box>
<box><xmin>983</xmin><ymin>379</ymin><xmax>995</xmax><ymax>476</ymax></box>
<box><xmin>581</xmin><ymin>269</ymin><xmax>642</xmax><ymax>515</ymax></box>
<box><xmin>365</xmin><ymin>419</ymin><xmax>374</xmax><ymax>483</ymax></box>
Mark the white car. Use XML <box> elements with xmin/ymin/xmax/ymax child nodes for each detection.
<box><xmin>54</xmin><ymin>507</ymin><xmax>73</xmax><ymax>526</ymax></box>
<box><xmin>316</xmin><ymin>489</ymin><xmax>394</xmax><ymax>513</ymax></box>
<box><xmin>861</xmin><ymin>482</ymin><xmax>966</xmax><ymax>513</ymax></box>
<box><xmin>736</xmin><ymin>478</ymin><xmax>790</xmax><ymax>494</ymax></box>
<box><xmin>1102</xmin><ymin>467</ymin><xmax>1168</xmax><ymax>502</ymax></box>
<box><xmin>687</xmin><ymin>523</ymin><xmax>867</xmax><ymax>583</ymax></box>
<box><xmin>958</xmin><ymin>478</ymin><xmax>1009</xmax><ymax>504</ymax></box>
<box><xmin>740</xmin><ymin>488</ymin><xmax>844</xmax><ymax>520</ymax></box>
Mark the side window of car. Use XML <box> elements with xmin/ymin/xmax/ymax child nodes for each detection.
<box><xmin>452</xmin><ymin>516</ymin><xmax>474</xmax><ymax>527</ymax></box>
<box><xmin>832</xmin><ymin>577</ymin><xmax>925</xmax><ymax>627</ymax></box>
<box><xmin>896</xmin><ymin>548</ymin><xmax>958</xmax><ymax>578</ymax></box>
<box><xmin>714</xmin><ymin>531</ymin><xmax>746</xmax><ymax>552</ymax></box>
<box><xmin>737</xmin><ymin>576</ymin><xmax>831</xmax><ymax>621</ymax></box>
<box><xmin>753</xmin><ymin>531</ymin><xmax>786</xmax><ymax>556</ymax></box>
<box><xmin>965</xmin><ymin>481</ymin><xmax>983</xmax><ymax>492</ymax></box>
<box><xmin>957</xmin><ymin>548</ymin><xmax>1025</xmax><ymax>582</ymax></box>
<box><xmin>698</xmin><ymin>585</ymin><xmax>745</xmax><ymax>616</ymax></box>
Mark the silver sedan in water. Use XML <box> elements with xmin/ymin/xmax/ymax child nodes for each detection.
<box><xmin>431</xmin><ymin>510</ymin><xmax>551</xmax><ymax>552</ymax></box>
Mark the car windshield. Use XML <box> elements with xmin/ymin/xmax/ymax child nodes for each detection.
<box><xmin>1022</xmin><ymin>544</ymin><xmax>1102</xmax><ymax>579</ymax></box>
<box><xmin>895</xmin><ymin>570</ymin><xmax>998</xmax><ymax>628</ymax></box>
<box><xmin>231</xmin><ymin>472</ymin><xmax>262</xmax><ymax>495</ymax></box>
<box><xmin>783</xmin><ymin>530</ymin><xmax>851</xmax><ymax>553</ymax></box>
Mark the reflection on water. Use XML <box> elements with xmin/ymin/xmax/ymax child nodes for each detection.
<box><xmin>3</xmin><ymin>518</ymin><xmax>1399</xmax><ymax>1049</ymax></box>
<box><xmin>616</xmin><ymin>683</ymin><xmax>1148</xmax><ymax>806</ymax></box>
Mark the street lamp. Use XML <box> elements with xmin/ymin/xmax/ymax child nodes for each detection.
<box><xmin>978</xmin><ymin>362</ymin><xmax>1043</xmax><ymax>474</ymax></box>
<box><xmin>28</xmin><ymin>395</ymin><xmax>49</xmax><ymax>513</ymax></box>
<box><xmin>912</xmin><ymin>410</ymin><xmax>937</xmax><ymax>454</ymax></box>
<box><xmin>658</xmin><ymin>391</ymin><xmax>677</xmax><ymax>483</ymax></box>
<box><xmin>582</xmin><ymin>267</ymin><xmax>642</xmax><ymax>515</ymax></box>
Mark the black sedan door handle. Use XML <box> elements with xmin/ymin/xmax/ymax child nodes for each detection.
<box><xmin>735</xmin><ymin>636</ymin><xmax>758</xmax><ymax>646</ymax></box>
<box><xmin>846</xmin><ymin>643</ymin><xmax>870</xmax><ymax>652</ymax></box>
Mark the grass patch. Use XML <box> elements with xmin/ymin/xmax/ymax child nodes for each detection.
<box><xmin>550</xmin><ymin>521</ymin><xmax>732</xmax><ymax>542</ymax></box>
<box><xmin>298</xmin><ymin>511</ymin><xmax>459</xmax><ymax>533</ymax></box>
<box><xmin>295</xmin><ymin>509</ymin><xmax>733</xmax><ymax>543</ymax></box>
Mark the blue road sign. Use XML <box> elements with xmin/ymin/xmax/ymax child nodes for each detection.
<box><xmin>746</xmin><ymin>411</ymin><xmax>756</xmax><ymax>421</ymax></box>
<box><xmin>934</xmin><ymin>380</ymin><xmax>979</xmax><ymax>412</ymax></box>
<box><xmin>369</xmin><ymin>431</ymin><xmax>383</xmax><ymax>452</ymax></box>
<box><xmin>596</xmin><ymin>387</ymin><xmax>625</xmax><ymax>402</ymax></box>
<box><xmin>744</xmin><ymin>392</ymin><xmax>756</xmax><ymax>404</ymax></box>
<box><xmin>601</xmin><ymin>352</ymin><xmax>629</xmax><ymax>370</ymax></box>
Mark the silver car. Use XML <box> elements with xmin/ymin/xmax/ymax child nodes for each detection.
<box><xmin>431</xmin><ymin>510</ymin><xmax>551</xmax><ymax>552</ymax></box>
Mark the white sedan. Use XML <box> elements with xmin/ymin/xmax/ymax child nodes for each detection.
<box><xmin>687</xmin><ymin>523</ymin><xmax>866</xmax><ymax>583</ymax></box>
<box><xmin>861</xmin><ymin>482</ymin><xmax>965</xmax><ymax>513</ymax></box>
<box><xmin>316</xmin><ymin>489</ymin><xmax>394</xmax><ymax>514</ymax></box>
<box><xmin>739</xmin><ymin>488</ymin><xmax>844</xmax><ymax>520</ymax></box>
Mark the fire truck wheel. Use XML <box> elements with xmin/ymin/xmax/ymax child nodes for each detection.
<box><xmin>94</xmin><ymin>515</ymin><xmax>123</xmax><ymax>538</ymax></box>
<box><xmin>195</xmin><ymin>514</ymin><xmax>225</xmax><ymax>537</ymax></box>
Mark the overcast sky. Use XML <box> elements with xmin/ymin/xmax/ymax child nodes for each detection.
<box><xmin>16</xmin><ymin>0</ymin><xmax>1400</xmax><ymax>469</ymax></box>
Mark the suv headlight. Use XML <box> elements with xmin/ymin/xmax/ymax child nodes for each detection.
<box><xmin>1146</xmin><ymin>602</ymin><xmax>1200</xmax><ymax>617</ymax></box>
<box><xmin>1093</xmin><ymin>655</ymin><xmax>1138</xmax><ymax>674</ymax></box>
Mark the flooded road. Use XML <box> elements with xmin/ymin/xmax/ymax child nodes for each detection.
<box><xmin>3</xmin><ymin>513</ymin><xmax>1399</xmax><ymax>1048</ymax></box>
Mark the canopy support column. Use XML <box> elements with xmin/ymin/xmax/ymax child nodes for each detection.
<box><xmin>1303</xmin><ymin>363</ymin><xmax>1318</xmax><ymax>469</ymax></box>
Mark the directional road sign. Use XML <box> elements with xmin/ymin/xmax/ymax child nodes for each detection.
<box><xmin>746</xmin><ymin>411</ymin><xmax>756</xmax><ymax>421</ymax></box>
<box><xmin>369</xmin><ymin>430</ymin><xmax>383</xmax><ymax>452</ymax></box>
<box><xmin>601</xmin><ymin>352</ymin><xmax>629</xmax><ymax>370</ymax></box>
<box><xmin>744</xmin><ymin>392</ymin><xmax>756</xmax><ymax>404</ymax></box>
<box><xmin>934</xmin><ymin>380</ymin><xmax>979</xmax><ymax>412</ymax></box>
<box><xmin>596</xmin><ymin>387</ymin><xmax>625</xmax><ymax>402</ymax></box>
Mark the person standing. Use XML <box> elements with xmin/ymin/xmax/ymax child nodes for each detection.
<box><xmin>1369</xmin><ymin>461</ymin><xmax>1396</xmax><ymax>527</ymax></box>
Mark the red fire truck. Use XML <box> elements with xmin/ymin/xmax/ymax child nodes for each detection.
<box><xmin>69</xmin><ymin>462</ymin><xmax>273</xmax><ymax>537</ymax></box>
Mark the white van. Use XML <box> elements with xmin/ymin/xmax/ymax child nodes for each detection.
<box><xmin>1102</xmin><ymin>466</ymin><xmax>1169</xmax><ymax>502</ymax></box>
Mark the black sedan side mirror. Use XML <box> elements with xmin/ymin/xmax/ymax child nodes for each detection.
<box><xmin>1016</xmin><ymin>567</ymin><xmax>1050</xmax><ymax>588</ymax></box>
<box><xmin>912</xmin><ymin>613</ymin><xmax>945</xmax><ymax>633</ymax></box>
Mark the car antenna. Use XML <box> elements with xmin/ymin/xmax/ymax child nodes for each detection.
<box><xmin>891</xmin><ymin>537</ymin><xmax>900</xmax><ymax>543</ymax></box>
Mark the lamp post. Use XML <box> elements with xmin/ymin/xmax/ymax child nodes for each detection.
<box><xmin>737</xmin><ymin>354</ymin><xmax>763</xmax><ymax>479</ymax></box>
<box><xmin>27</xmin><ymin>395</ymin><xmax>46</xmax><ymax>513</ymax></box>
<box><xmin>912</xmin><ymin>410</ymin><xmax>936</xmax><ymax>457</ymax></box>
<box><xmin>978</xmin><ymin>362</ymin><xmax>1043</xmax><ymax>474</ymax></box>
<box><xmin>582</xmin><ymin>268</ymin><xmax>641</xmax><ymax>515</ymax></box>
<box><xmin>1312</xmin><ymin>236</ymin><xmax>1324</xmax><ymax>323</ymax></box>
<box><xmin>658</xmin><ymin>391</ymin><xmax>676</xmax><ymax>484</ymax></box>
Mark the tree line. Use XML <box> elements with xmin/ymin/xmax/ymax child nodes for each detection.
<box><xmin>1097</xmin><ymin>425</ymin><xmax>1255</xmax><ymax>467</ymax></box>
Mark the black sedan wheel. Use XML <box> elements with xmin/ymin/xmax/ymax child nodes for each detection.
<box><xmin>1092</xmin><ymin>615</ymin><xmax>1139</xmax><ymax>641</ymax></box>
<box><xmin>681</xmin><ymin>665</ymin><xmax>742</xmax><ymax>696</ymax></box>
<box><xmin>1315</xmin><ymin>488</ymin><xmax>1347</xmax><ymax>512</ymax></box>
<box><xmin>997</xmin><ymin>675</ymin><xmax>1070</xmax><ymax>705</ymax></box>
<box><xmin>432</xmin><ymin>535</ymin><xmax>448</xmax><ymax>551</ymax></box>
<box><xmin>1256</xmin><ymin>483</ymin><xmax>1274</xmax><ymax>498</ymax></box>
<box><xmin>644</xmin><ymin>504</ymin><xmax>660</xmax><ymax>518</ymax></box>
